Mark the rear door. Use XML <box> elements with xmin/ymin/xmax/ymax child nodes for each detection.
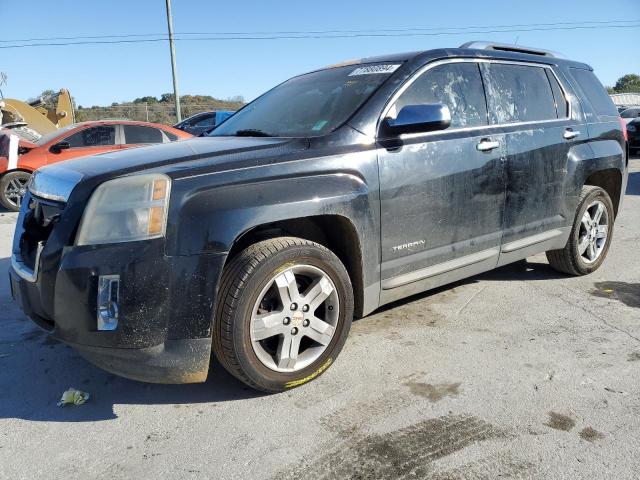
<box><xmin>378</xmin><ymin>60</ymin><xmax>506</xmax><ymax>300</ymax></box>
<box><xmin>480</xmin><ymin>62</ymin><xmax>584</xmax><ymax>263</ymax></box>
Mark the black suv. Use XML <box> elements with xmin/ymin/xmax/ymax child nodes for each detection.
<box><xmin>10</xmin><ymin>42</ymin><xmax>627</xmax><ymax>392</ymax></box>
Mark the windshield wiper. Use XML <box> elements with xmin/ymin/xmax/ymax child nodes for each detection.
<box><xmin>233</xmin><ymin>129</ymin><xmax>274</xmax><ymax>137</ymax></box>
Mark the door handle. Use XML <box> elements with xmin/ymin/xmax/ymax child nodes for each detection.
<box><xmin>476</xmin><ymin>139</ymin><xmax>500</xmax><ymax>152</ymax></box>
<box><xmin>563</xmin><ymin>128</ymin><xmax>581</xmax><ymax>140</ymax></box>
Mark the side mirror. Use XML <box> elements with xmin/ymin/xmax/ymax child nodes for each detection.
<box><xmin>49</xmin><ymin>141</ymin><xmax>70</xmax><ymax>154</ymax></box>
<box><xmin>380</xmin><ymin>104</ymin><xmax>451</xmax><ymax>138</ymax></box>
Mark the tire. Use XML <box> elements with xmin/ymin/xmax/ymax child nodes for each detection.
<box><xmin>546</xmin><ymin>185</ymin><xmax>615</xmax><ymax>275</ymax></box>
<box><xmin>0</xmin><ymin>171</ymin><xmax>32</xmax><ymax>211</ymax></box>
<box><xmin>212</xmin><ymin>237</ymin><xmax>354</xmax><ymax>393</ymax></box>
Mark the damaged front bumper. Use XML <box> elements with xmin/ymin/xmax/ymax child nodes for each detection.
<box><xmin>10</xmin><ymin>195</ymin><xmax>226</xmax><ymax>383</ymax></box>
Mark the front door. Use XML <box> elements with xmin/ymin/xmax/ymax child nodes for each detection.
<box><xmin>378</xmin><ymin>61</ymin><xmax>506</xmax><ymax>301</ymax></box>
<box><xmin>46</xmin><ymin>124</ymin><xmax>119</xmax><ymax>165</ymax></box>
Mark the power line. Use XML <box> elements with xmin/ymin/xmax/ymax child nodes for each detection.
<box><xmin>0</xmin><ymin>20</ymin><xmax>638</xmax><ymax>48</ymax></box>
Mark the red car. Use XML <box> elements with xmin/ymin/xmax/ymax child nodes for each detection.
<box><xmin>0</xmin><ymin>120</ymin><xmax>191</xmax><ymax>211</ymax></box>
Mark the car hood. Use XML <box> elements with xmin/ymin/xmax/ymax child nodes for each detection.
<box><xmin>30</xmin><ymin>136</ymin><xmax>310</xmax><ymax>202</ymax></box>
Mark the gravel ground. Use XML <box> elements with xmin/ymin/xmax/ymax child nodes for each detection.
<box><xmin>1</xmin><ymin>158</ymin><xmax>639</xmax><ymax>480</ymax></box>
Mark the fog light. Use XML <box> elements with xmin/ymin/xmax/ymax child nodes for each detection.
<box><xmin>97</xmin><ymin>275</ymin><xmax>119</xmax><ymax>331</ymax></box>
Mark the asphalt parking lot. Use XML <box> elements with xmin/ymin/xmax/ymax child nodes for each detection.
<box><xmin>1</xmin><ymin>157</ymin><xmax>639</xmax><ymax>480</ymax></box>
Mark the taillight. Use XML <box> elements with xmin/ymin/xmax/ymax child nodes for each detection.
<box><xmin>619</xmin><ymin>116</ymin><xmax>628</xmax><ymax>142</ymax></box>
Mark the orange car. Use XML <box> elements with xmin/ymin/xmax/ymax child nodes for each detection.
<box><xmin>0</xmin><ymin>120</ymin><xmax>191</xmax><ymax>211</ymax></box>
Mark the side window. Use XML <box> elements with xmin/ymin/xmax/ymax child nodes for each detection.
<box><xmin>164</xmin><ymin>130</ymin><xmax>178</xmax><ymax>141</ymax></box>
<box><xmin>64</xmin><ymin>126</ymin><xmax>116</xmax><ymax>147</ymax></box>
<box><xmin>545</xmin><ymin>70</ymin><xmax>569</xmax><ymax>118</ymax></box>
<box><xmin>569</xmin><ymin>68</ymin><xmax>618</xmax><ymax>119</ymax></box>
<box><xmin>483</xmin><ymin>64</ymin><xmax>557</xmax><ymax>124</ymax></box>
<box><xmin>123</xmin><ymin>125</ymin><xmax>164</xmax><ymax>144</ymax></box>
<box><xmin>193</xmin><ymin>114</ymin><xmax>216</xmax><ymax>127</ymax></box>
<box><xmin>392</xmin><ymin>62</ymin><xmax>488</xmax><ymax>129</ymax></box>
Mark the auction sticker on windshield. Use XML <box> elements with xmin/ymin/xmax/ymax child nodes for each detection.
<box><xmin>349</xmin><ymin>64</ymin><xmax>401</xmax><ymax>76</ymax></box>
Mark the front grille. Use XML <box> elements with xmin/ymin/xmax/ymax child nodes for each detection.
<box><xmin>18</xmin><ymin>195</ymin><xmax>64</xmax><ymax>270</ymax></box>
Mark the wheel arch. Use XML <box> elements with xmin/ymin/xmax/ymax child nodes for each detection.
<box><xmin>225</xmin><ymin>215</ymin><xmax>366</xmax><ymax>318</ymax></box>
<box><xmin>0</xmin><ymin>167</ymin><xmax>35</xmax><ymax>177</ymax></box>
<box><xmin>583</xmin><ymin>168</ymin><xmax>622</xmax><ymax>217</ymax></box>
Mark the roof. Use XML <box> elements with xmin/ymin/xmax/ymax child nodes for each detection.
<box><xmin>360</xmin><ymin>42</ymin><xmax>591</xmax><ymax>69</ymax></box>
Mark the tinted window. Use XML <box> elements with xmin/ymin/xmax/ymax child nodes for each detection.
<box><xmin>164</xmin><ymin>130</ymin><xmax>178</xmax><ymax>141</ymax></box>
<box><xmin>123</xmin><ymin>125</ymin><xmax>164</xmax><ymax>144</ymax></box>
<box><xmin>545</xmin><ymin>70</ymin><xmax>569</xmax><ymax>118</ymax></box>
<box><xmin>193</xmin><ymin>114</ymin><xmax>216</xmax><ymax>127</ymax></box>
<box><xmin>393</xmin><ymin>63</ymin><xmax>488</xmax><ymax>129</ymax></box>
<box><xmin>570</xmin><ymin>68</ymin><xmax>618</xmax><ymax>118</ymax></box>
<box><xmin>621</xmin><ymin>107</ymin><xmax>640</xmax><ymax>119</ymax></box>
<box><xmin>484</xmin><ymin>64</ymin><xmax>557</xmax><ymax>123</ymax></box>
<box><xmin>65</xmin><ymin>126</ymin><xmax>116</xmax><ymax>147</ymax></box>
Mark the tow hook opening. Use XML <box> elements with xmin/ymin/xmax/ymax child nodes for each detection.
<box><xmin>97</xmin><ymin>275</ymin><xmax>120</xmax><ymax>331</ymax></box>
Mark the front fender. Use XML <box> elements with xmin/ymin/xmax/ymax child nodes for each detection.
<box><xmin>167</xmin><ymin>172</ymin><xmax>372</xmax><ymax>256</ymax></box>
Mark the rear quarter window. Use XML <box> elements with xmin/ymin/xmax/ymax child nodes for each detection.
<box><xmin>569</xmin><ymin>68</ymin><xmax>618</xmax><ymax>120</ymax></box>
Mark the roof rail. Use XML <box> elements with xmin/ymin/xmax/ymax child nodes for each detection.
<box><xmin>459</xmin><ymin>41</ymin><xmax>564</xmax><ymax>59</ymax></box>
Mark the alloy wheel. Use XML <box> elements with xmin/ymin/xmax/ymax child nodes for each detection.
<box><xmin>578</xmin><ymin>200</ymin><xmax>609</xmax><ymax>264</ymax></box>
<box><xmin>250</xmin><ymin>264</ymin><xmax>339</xmax><ymax>373</ymax></box>
<box><xmin>4</xmin><ymin>176</ymin><xmax>29</xmax><ymax>209</ymax></box>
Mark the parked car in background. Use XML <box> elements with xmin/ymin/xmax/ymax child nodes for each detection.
<box><xmin>173</xmin><ymin>111</ymin><xmax>234</xmax><ymax>136</ymax></box>
<box><xmin>0</xmin><ymin>120</ymin><xmax>191</xmax><ymax>210</ymax></box>
<box><xmin>617</xmin><ymin>105</ymin><xmax>629</xmax><ymax>113</ymax></box>
<box><xmin>627</xmin><ymin>117</ymin><xmax>640</xmax><ymax>154</ymax></box>
<box><xmin>10</xmin><ymin>42</ymin><xmax>626</xmax><ymax>392</ymax></box>
<box><xmin>620</xmin><ymin>106</ymin><xmax>640</xmax><ymax>123</ymax></box>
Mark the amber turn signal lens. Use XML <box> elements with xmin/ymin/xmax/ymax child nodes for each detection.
<box><xmin>148</xmin><ymin>206</ymin><xmax>165</xmax><ymax>235</ymax></box>
<box><xmin>152</xmin><ymin>179</ymin><xmax>168</xmax><ymax>201</ymax></box>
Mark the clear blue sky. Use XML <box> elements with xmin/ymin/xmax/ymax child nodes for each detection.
<box><xmin>1</xmin><ymin>0</ymin><xmax>639</xmax><ymax>107</ymax></box>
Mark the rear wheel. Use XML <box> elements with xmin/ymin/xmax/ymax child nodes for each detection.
<box><xmin>213</xmin><ymin>237</ymin><xmax>354</xmax><ymax>392</ymax></box>
<box><xmin>0</xmin><ymin>171</ymin><xmax>31</xmax><ymax>211</ymax></box>
<box><xmin>546</xmin><ymin>185</ymin><xmax>614</xmax><ymax>275</ymax></box>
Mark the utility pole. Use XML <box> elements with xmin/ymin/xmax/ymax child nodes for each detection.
<box><xmin>165</xmin><ymin>0</ymin><xmax>181</xmax><ymax>122</ymax></box>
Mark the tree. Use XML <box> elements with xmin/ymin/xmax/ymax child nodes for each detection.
<box><xmin>612</xmin><ymin>74</ymin><xmax>640</xmax><ymax>93</ymax></box>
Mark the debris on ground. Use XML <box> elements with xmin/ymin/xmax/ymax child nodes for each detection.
<box><xmin>57</xmin><ymin>388</ymin><xmax>90</xmax><ymax>406</ymax></box>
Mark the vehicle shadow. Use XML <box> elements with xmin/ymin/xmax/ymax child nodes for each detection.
<box><xmin>371</xmin><ymin>257</ymin><xmax>566</xmax><ymax>315</ymax></box>
<box><xmin>0</xmin><ymin>256</ymin><xmax>266</xmax><ymax>423</ymax></box>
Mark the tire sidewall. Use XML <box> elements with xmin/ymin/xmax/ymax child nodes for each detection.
<box><xmin>570</xmin><ymin>187</ymin><xmax>614</xmax><ymax>274</ymax></box>
<box><xmin>230</xmin><ymin>244</ymin><xmax>353</xmax><ymax>392</ymax></box>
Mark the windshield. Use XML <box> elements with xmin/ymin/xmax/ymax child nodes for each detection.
<box><xmin>210</xmin><ymin>63</ymin><xmax>402</xmax><ymax>138</ymax></box>
<box><xmin>36</xmin><ymin>124</ymin><xmax>77</xmax><ymax>146</ymax></box>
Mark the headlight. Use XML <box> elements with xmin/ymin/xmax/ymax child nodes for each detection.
<box><xmin>628</xmin><ymin>124</ymin><xmax>636</xmax><ymax>132</ymax></box>
<box><xmin>76</xmin><ymin>173</ymin><xmax>171</xmax><ymax>246</ymax></box>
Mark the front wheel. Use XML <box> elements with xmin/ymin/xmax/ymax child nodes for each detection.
<box><xmin>0</xmin><ymin>171</ymin><xmax>32</xmax><ymax>211</ymax></box>
<box><xmin>212</xmin><ymin>237</ymin><xmax>354</xmax><ymax>392</ymax></box>
<box><xmin>546</xmin><ymin>185</ymin><xmax>615</xmax><ymax>275</ymax></box>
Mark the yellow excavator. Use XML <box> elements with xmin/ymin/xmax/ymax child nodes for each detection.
<box><xmin>0</xmin><ymin>88</ymin><xmax>75</xmax><ymax>141</ymax></box>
